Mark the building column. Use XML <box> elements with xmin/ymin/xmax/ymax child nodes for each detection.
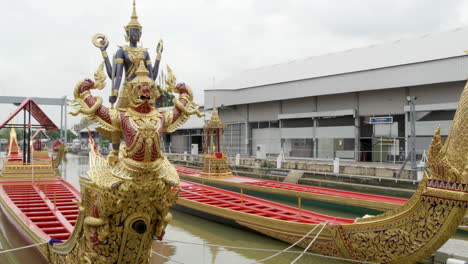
<box><xmin>313</xmin><ymin>118</ymin><xmax>317</xmax><ymax>158</ymax></box>
<box><xmin>279</xmin><ymin>101</ymin><xmax>283</xmax><ymax>153</ymax></box>
<box><xmin>404</xmin><ymin>111</ymin><xmax>408</xmax><ymax>157</ymax></box>
<box><xmin>354</xmin><ymin>112</ymin><xmax>360</xmax><ymax>161</ymax></box>
<box><xmin>404</xmin><ymin>87</ymin><xmax>410</xmax><ymax>158</ymax></box>
<box><xmin>354</xmin><ymin>92</ymin><xmax>360</xmax><ymax>161</ymax></box>
<box><xmin>245</xmin><ymin>104</ymin><xmax>251</xmax><ymax>156</ymax></box>
<box><xmin>313</xmin><ymin>96</ymin><xmax>318</xmax><ymax>158</ymax></box>
<box><xmin>188</xmin><ymin>131</ymin><xmax>192</xmax><ymax>153</ymax></box>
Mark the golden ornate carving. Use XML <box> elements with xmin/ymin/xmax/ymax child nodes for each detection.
<box><xmin>121</xmin><ymin>45</ymin><xmax>148</xmax><ymax>79</ymax></box>
<box><xmin>205</xmin><ymin>107</ymin><xmax>226</xmax><ymax>130</ymax></box>
<box><xmin>331</xmin><ymin>76</ymin><xmax>468</xmax><ymax>263</ymax></box>
<box><xmin>50</xmin><ymin>43</ymin><xmax>200</xmax><ymax>263</ymax></box>
<box><xmin>164</xmin><ymin>65</ymin><xmax>178</xmax><ymax>93</ymax></box>
<box><xmin>48</xmin><ymin>138</ymin><xmax>179</xmax><ymax>263</ymax></box>
<box><xmin>200</xmin><ymin>154</ymin><xmax>233</xmax><ymax>178</ymax></box>
<box><xmin>125</xmin><ymin>0</ymin><xmax>142</xmax><ymax>31</ymax></box>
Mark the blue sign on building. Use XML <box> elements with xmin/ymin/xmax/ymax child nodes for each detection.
<box><xmin>370</xmin><ymin>116</ymin><xmax>393</xmax><ymax>124</ymax></box>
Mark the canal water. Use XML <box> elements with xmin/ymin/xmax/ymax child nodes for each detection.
<box><xmin>1</xmin><ymin>154</ymin><xmax>466</xmax><ymax>263</ymax></box>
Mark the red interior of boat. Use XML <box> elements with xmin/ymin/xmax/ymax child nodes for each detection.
<box><xmin>0</xmin><ymin>179</ymin><xmax>80</xmax><ymax>241</ymax></box>
<box><xmin>179</xmin><ymin>180</ymin><xmax>354</xmax><ymax>225</ymax></box>
<box><xmin>0</xmin><ymin>164</ymin><xmax>406</xmax><ymax>244</ymax></box>
<box><xmin>175</xmin><ymin>166</ymin><xmax>407</xmax><ymax>205</ymax></box>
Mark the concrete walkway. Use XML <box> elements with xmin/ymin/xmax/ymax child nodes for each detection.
<box><xmin>278</xmin><ymin>157</ymin><xmax>411</xmax><ymax>170</ymax></box>
<box><xmin>432</xmin><ymin>239</ymin><xmax>468</xmax><ymax>263</ymax></box>
<box><xmin>167</xmin><ymin>153</ymin><xmax>413</xmax><ymax>178</ymax></box>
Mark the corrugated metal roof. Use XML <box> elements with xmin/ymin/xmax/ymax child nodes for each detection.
<box><xmin>205</xmin><ymin>56</ymin><xmax>468</xmax><ymax>109</ymax></box>
<box><xmin>210</xmin><ymin>26</ymin><xmax>468</xmax><ymax>91</ymax></box>
<box><xmin>79</xmin><ymin>123</ymin><xmax>99</xmax><ymax>133</ymax></box>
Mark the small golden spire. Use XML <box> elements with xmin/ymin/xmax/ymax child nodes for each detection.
<box><xmin>135</xmin><ymin>61</ymin><xmax>149</xmax><ymax>76</ymax></box>
<box><xmin>205</xmin><ymin>98</ymin><xmax>225</xmax><ymax>129</ymax></box>
<box><xmin>126</xmin><ymin>0</ymin><xmax>142</xmax><ymax>30</ymax></box>
<box><xmin>131</xmin><ymin>61</ymin><xmax>152</xmax><ymax>84</ymax></box>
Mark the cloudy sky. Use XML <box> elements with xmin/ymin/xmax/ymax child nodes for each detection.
<box><xmin>1</xmin><ymin>0</ymin><xmax>468</xmax><ymax>129</ymax></box>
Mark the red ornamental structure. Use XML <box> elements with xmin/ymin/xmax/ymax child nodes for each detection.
<box><xmin>0</xmin><ymin>98</ymin><xmax>58</xmax><ymax>163</ymax></box>
<box><xmin>31</xmin><ymin>129</ymin><xmax>50</xmax><ymax>151</ymax></box>
<box><xmin>201</xmin><ymin>106</ymin><xmax>232</xmax><ymax>178</ymax></box>
<box><xmin>33</xmin><ymin>139</ymin><xmax>42</xmax><ymax>151</ymax></box>
<box><xmin>52</xmin><ymin>139</ymin><xmax>62</xmax><ymax>152</ymax></box>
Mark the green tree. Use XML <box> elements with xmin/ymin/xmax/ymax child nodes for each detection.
<box><xmin>0</xmin><ymin>128</ymin><xmax>24</xmax><ymax>141</ymax></box>
<box><xmin>46</xmin><ymin>130</ymin><xmax>60</xmax><ymax>140</ymax></box>
<box><xmin>67</xmin><ymin>129</ymin><xmax>78</xmax><ymax>140</ymax></box>
<box><xmin>156</xmin><ymin>85</ymin><xmax>175</xmax><ymax>108</ymax></box>
<box><xmin>45</xmin><ymin>129</ymin><xmax>78</xmax><ymax>142</ymax></box>
<box><xmin>0</xmin><ymin>128</ymin><xmax>9</xmax><ymax>140</ymax></box>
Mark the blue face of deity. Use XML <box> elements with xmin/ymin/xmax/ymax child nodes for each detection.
<box><xmin>128</xmin><ymin>28</ymin><xmax>141</xmax><ymax>43</ymax></box>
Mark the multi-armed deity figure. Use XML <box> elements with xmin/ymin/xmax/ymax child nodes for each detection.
<box><xmin>92</xmin><ymin>0</ymin><xmax>164</xmax><ymax>162</ymax></box>
<box><xmin>49</xmin><ymin>2</ymin><xmax>202</xmax><ymax>263</ymax></box>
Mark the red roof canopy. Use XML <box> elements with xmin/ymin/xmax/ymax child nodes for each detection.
<box><xmin>31</xmin><ymin>129</ymin><xmax>50</xmax><ymax>140</ymax></box>
<box><xmin>0</xmin><ymin>98</ymin><xmax>58</xmax><ymax>131</ymax></box>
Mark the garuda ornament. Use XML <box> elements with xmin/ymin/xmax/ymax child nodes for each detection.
<box><xmin>47</xmin><ymin>7</ymin><xmax>203</xmax><ymax>259</ymax></box>
<box><xmin>49</xmin><ymin>59</ymin><xmax>202</xmax><ymax>263</ymax></box>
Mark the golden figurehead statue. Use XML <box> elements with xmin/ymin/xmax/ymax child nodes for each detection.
<box><xmin>92</xmin><ymin>0</ymin><xmax>166</xmax><ymax>162</ymax></box>
<box><xmin>47</xmin><ymin>2</ymin><xmax>203</xmax><ymax>263</ymax></box>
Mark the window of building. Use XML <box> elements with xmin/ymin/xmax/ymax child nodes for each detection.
<box><xmin>270</xmin><ymin>121</ymin><xmax>280</xmax><ymax>128</ymax></box>
<box><xmin>281</xmin><ymin>138</ymin><xmax>314</xmax><ymax>158</ymax></box>
<box><xmin>281</xmin><ymin>118</ymin><xmax>314</xmax><ymax>128</ymax></box>
<box><xmin>258</xmin><ymin>121</ymin><xmax>269</xmax><ymax>129</ymax></box>
<box><xmin>418</xmin><ymin>110</ymin><xmax>455</xmax><ymax>121</ymax></box>
<box><xmin>225</xmin><ymin>123</ymin><xmax>247</xmax><ymax>156</ymax></box>
<box><xmin>250</xmin><ymin>121</ymin><xmax>281</xmax><ymax>129</ymax></box>
<box><xmin>318</xmin><ymin>116</ymin><xmax>354</xmax><ymax>127</ymax></box>
<box><xmin>250</xmin><ymin>122</ymin><xmax>259</xmax><ymax>129</ymax></box>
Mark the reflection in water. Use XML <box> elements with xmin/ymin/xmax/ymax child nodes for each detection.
<box><xmin>1</xmin><ymin>154</ymin><xmax>466</xmax><ymax>263</ymax></box>
<box><xmin>162</xmin><ymin>210</ymin><xmax>347</xmax><ymax>264</ymax></box>
<box><xmin>60</xmin><ymin>154</ymin><xmax>89</xmax><ymax>189</ymax></box>
<box><xmin>151</xmin><ymin>241</ymin><xmax>176</xmax><ymax>264</ymax></box>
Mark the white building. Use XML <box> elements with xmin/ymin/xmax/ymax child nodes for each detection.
<box><xmin>202</xmin><ymin>27</ymin><xmax>468</xmax><ymax>162</ymax></box>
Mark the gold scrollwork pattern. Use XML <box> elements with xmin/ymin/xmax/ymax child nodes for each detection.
<box><xmin>48</xmin><ymin>142</ymin><xmax>179</xmax><ymax>263</ymax></box>
<box><xmin>343</xmin><ymin>199</ymin><xmax>454</xmax><ymax>263</ymax></box>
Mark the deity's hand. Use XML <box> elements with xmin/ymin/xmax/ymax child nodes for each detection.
<box><xmin>109</xmin><ymin>95</ymin><xmax>117</xmax><ymax>104</ymax></box>
<box><xmin>157</xmin><ymin>39</ymin><xmax>164</xmax><ymax>55</ymax></box>
<box><xmin>99</xmin><ymin>40</ymin><xmax>109</xmax><ymax>51</ymax></box>
<box><xmin>92</xmin><ymin>34</ymin><xmax>109</xmax><ymax>51</ymax></box>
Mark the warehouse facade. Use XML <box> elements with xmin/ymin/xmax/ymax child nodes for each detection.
<box><xmin>201</xmin><ymin>27</ymin><xmax>468</xmax><ymax>162</ymax></box>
